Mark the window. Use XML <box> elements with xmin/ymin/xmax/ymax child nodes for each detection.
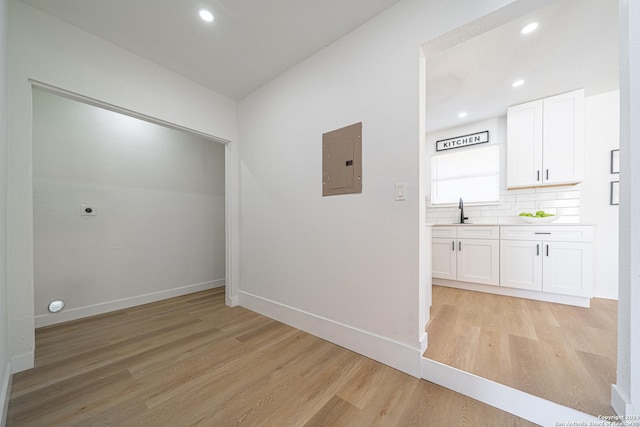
<box><xmin>430</xmin><ymin>145</ymin><xmax>500</xmax><ymax>205</ymax></box>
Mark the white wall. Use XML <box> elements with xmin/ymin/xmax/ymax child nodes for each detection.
<box><xmin>0</xmin><ymin>0</ymin><xmax>11</xmax><ymax>423</ymax></box>
<box><xmin>581</xmin><ymin>90</ymin><xmax>620</xmax><ymax>299</ymax></box>
<box><xmin>237</xmin><ymin>0</ymin><xmax>517</xmax><ymax>376</ymax></box>
<box><xmin>32</xmin><ymin>89</ymin><xmax>226</xmax><ymax>327</ymax></box>
<box><xmin>7</xmin><ymin>1</ymin><xmax>237</xmax><ymax>371</ymax></box>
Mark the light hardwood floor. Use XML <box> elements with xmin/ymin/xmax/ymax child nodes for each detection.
<box><xmin>424</xmin><ymin>285</ymin><xmax>617</xmax><ymax>417</ymax></box>
<box><xmin>8</xmin><ymin>287</ymin><xmax>536</xmax><ymax>426</ymax></box>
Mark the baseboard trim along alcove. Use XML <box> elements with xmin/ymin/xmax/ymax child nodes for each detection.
<box><xmin>34</xmin><ymin>279</ymin><xmax>225</xmax><ymax>328</ymax></box>
<box><xmin>421</xmin><ymin>357</ymin><xmax>600</xmax><ymax>425</ymax></box>
<box><xmin>238</xmin><ymin>290</ymin><xmax>422</xmax><ymax>377</ymax></box>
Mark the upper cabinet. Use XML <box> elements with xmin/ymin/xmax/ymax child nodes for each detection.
<box><xmin>507</xmin><ymin>89</ymin><xmax>585</xmax><ymax>189</ymax></box>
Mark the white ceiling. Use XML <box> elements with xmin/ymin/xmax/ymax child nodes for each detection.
<box><xmin>19</xmin><ymin>0</ymin><xmax>402</xmax><ymax>100</ymax></box>
<box><xmin>18</xmin><ymin>0</ymin><xmax>619</xmax><ymax>124</ymax></box>
<box><xmin>424</xmin><ymin>0</ymin><xmax>619</xmax><ymax>132</ymax></box>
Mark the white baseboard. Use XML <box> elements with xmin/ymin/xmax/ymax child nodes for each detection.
<box><xmin>421</xmin><ymin>357</ymin><xmax>599</xmax><ymax>425</ymax></box>
<box><xmin>35</xmin><ymin>279</ymin><xmax>225</xmax><ymax>328</ymax></box>
<box><xmin>611</xmin><ymin>383</ymin><xmax>634</xmax><ymax>416</ymax></box>
<box><xmin>227</xmin><ymin>295</ymin><xmax>239</xmax><ymax>307</ymax></box>
<box><xmin>594</xmin><ymin>288</ymin><xmax>618</xmax><ymax>300</ymax></box>
<box><xmin>1</xmin><ymin>362</ymin><xmax>12</xmax><ymax>427</ymax></box>
<box><xmin>419</xmin><ymin>331</ymin><xmax>428</xmax><ymax>353</ymax></box>
<box><xmin>11</xmin><ymin>352</ymin><xmax>33</xmax><ymax>373</ymax></box>
<box><xmin>238</xmin><ymin>291</ymin><xmax>422</xmax><ymax>377</ymax></box>
<box><xmin>433</xmin><ymin>278</ymin><xmax>591</xmax><ymax>307</ymax></box>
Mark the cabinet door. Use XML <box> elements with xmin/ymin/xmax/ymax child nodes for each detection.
<box><xmin>500</xmin><ymin>240</ymin><xmax>542</xmax><ymax>290</ymax></box>
<box><xmin>542</xmin><ymin>241</ymin><xmax>592</xmax><ymax>296</ymax></box>
<box><xmin>542</xmin><ymin>90</ymin><xmax>585</xmax><ymax>185</ymax></box>
<box><xmin>432</xmin><ymin>238</ymin><xmax>456</xmax><ymax>280</ymax></box>
<box><xmin>457</xmin><ymin>239</ymin><xmax>500</xmax><ymax>285</ymax></box>
<box><xmin>507</xmin><ymin>100</ymin><xmax>543</xmax><ymax>188</ymax></box>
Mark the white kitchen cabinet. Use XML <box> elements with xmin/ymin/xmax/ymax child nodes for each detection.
<box><xmin>507</xmin><ymin>89</ymin><xmax>585</xmax><ymax>189</ymax></box>
<box><xmin>500</xmin><ymin>240</ymin><xmax>542</xmax><ymax>291</ymax></box>
<box><xmin>432</xmin><ymin>226</ymin><xmax>500</xmax><ymax>286</ymax></box>
<box><xmin>457</xmin><ymin>238</ymin><xmax>500</xmax><ymax>285</ymax></box>
<box><xmin>499</xmin><ymin>226</ymin><xmax>593</xmax><ymax>297</ymax></box>
<box><xmin>432</xmin><ymin>225</ymin><xmax>594</xmax><ymax>306</ymax></box>
<box><xmin>542</xmin><ymin>241</ymin><xmax>593</xmax><ymax>296</ymax></box>
<box><xmin>432</xmin><ymin>237</ymin><xmax>457</xmax><ymax>280</ymax></box>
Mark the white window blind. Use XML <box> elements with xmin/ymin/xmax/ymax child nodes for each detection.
<box><xmin>430</xmin><ymin>145</ymin><xmax>500</xmax><ymax>205</ymax></box>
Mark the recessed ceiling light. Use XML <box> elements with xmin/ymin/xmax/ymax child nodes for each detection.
<box><xmin>458</xmin><ymin>112</ymin><xmax>468</xmax><ymax>118</ymax></box>
<box><xmin>198</xmin><ymin>9</ymin><xmax>214</xmax><ymax>23</ymax></box>
<box><xmin>512</xmin><ymin>79</ymin><xmax>525</xmax><ymax>87</ymax></box>
<box><xmin>520</xmin><ymin>22</ymin><xmax>539</xmax><ymax>35</ymax></box>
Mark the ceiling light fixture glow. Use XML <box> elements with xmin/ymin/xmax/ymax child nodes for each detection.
<box><xmin>198</xmin><ymin>9</ymin><xmax>214</xmax><ymax>23</ymax></box>
<box><xmin>520</xmin><ymin>22</ymin><xmax>539</xmax><ymax>35</ymax></box>
<box><xmin>512</xmin><ymin>79</ymin><xmax>525</xmax><ymax>87</ymax></box>
<box><xmin>458</xmin><ymin>112</ymin><xmax>468</xmax><ymax>118</ymax></box>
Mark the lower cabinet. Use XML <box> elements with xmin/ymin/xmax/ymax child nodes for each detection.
<box><xmin>542</xmin><ymin>241</ymin><xmax>593</xmax><ymax>296</ymax></box>
<box><xmin>432</xmin><ymin>225</ymin><xmax>594</xmax><ymax>303</ymax></box>
<box><xmin>432</xmin><ymin>238</ymin><xmax>457</xmax><ymax>280</ymax></box>
<box><xmin>432</xmin><ymin>227</ymin><xmax>500</xmax><ymax>286</ymax></box>
<box><xmin>458</xmin><ymin>238</ymin><xmax>500</xmax><ymax>285</ymax></box>
<box><xmin>500</xmin><ymin>240</ymin><xmax>542</xmax><ymax>291</ymax></box>
<box><xmin>499</xmin><ymin>226</ymin><xmax>594</xmax><ymax>298</ymax></box>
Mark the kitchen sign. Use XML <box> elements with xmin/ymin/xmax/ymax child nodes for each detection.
<box><xmin>436</xmin><ymin>130</ymin><xmax>489</xmax><ymax>151</ymax></box>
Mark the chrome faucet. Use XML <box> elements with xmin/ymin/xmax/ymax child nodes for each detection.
<box><xmin>459</xmin><ymin>198</ymin><xmax>469</xmax><ymax>224</ymax></box>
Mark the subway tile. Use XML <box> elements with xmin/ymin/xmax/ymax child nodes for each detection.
<box><xmin>513</xmin><ymin>201</ymin><xmax>536</xmax><ymax>210</ymax></box>
<box><xmin>555</xmin><ymin>215</ymin><xmax>581</xmax><ymax>224</ymax></box>
<box><xmin>516</xmin><ymin>193</ymin><xmax>558</xmax><ymax>202</ymax></box>
<box><xmin>481</xmin><ymin>209</ymin><xmax>510</xmax><ymax>216</ymax></box>
<box><xmin>505</xmin><ymin>188</ymin><xmax>535</xmax><ymax>195</ymax></box>
<box><xmin>472</xmin><ymin>217</ymin><xmax>499</xmax><ymax>224</ymax></box>
<box><xmin>537</xmin><ymin>199</ymin><xmax>580</xmax><ymax>208</ymax></box>
<box><xmin>557</xmin><ymin>190</ymin><xmax>581</xmax><ymax>199</ymax></box>
<box><xmin>500</xmin><ymin>217</ymin><xmax>524</xmax><ymax>224</ymax></box>
<box><xmin>556</xmin><ymin>207</ymin><xmax>581</xmax><ymax>215</ymax></box>
<box><xmin>536</xmin><ymin>185</ymin><xmax>574</xmax><ymax>194</ymax></box>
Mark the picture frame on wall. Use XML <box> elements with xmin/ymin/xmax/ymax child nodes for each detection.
<box><xmin>611</xmin><ymin>149</ymin><xmax>620</xmax><ymax>174</ymax></box>
<box><xmin>611</xmin><ymin>181</ymin><xmax>620</xmax><ymax>205</ymax></box>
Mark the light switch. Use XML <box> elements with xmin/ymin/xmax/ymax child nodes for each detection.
<box><xmin>395</xmin><ymin>183</ymin><xmax>406</xmax><ymax>201</ymax></box>
<box><xmin>81</xmin><ymin>204</ymin><xmax>96</xmax><ymax>216</ymax></box>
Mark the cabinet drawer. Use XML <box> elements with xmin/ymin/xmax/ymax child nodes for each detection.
<box><xmin>432</xmin><ymin>226</ymin><xmax>456</xmax><ymax>239</ymax></box>
<box><xmin>500</xmin><ymin>226</ymin><xmax>593</xmax><ymax>242</ymax></box>
<box><xmin>457</xmin><ymin>226</ymin><xmax>499</xmax><ymax>240</ymax></box>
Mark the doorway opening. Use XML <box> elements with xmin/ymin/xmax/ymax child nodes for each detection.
<box><xmin>31</xmin><ymin>83</ymin><xmax>234</xmax><ymax>328</ymax></box>
<box><xmin>418</xmin><ymin>0</ymin><xmax>620</xmax><ymax>418</ymax></box>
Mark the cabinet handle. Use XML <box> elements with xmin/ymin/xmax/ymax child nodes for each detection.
<box><xmin>546</xmin><ymin>244</ymin><xmax>549</xmax><ymax>256</ymax></box>
<box><xmin>458</xmin><ymin>241</ymin><xmax>462</xmax><ymax>251</ymax></box>
<box><xmin>535</xmin><ymin>232</ymin><xmax>551</xmax><ymax>235</ymax></box>
<box><xmin>452</xmin><ymin>241</ymin><xmax>455</xmax><ymax>251</ymax></box>
<box><xmin>536</xmin><ymin>244</ymin><xmax>540</xmax><ymax>256</ymax></box>
<box><xmin>537</xmin><ymin>170</ymin><xmax>540</xmax><ymax>181</ymax></box>
<box><xmin>546</xmin><ymin>169</ymin><xmax>549</xmax><ymax>180</ymax></box>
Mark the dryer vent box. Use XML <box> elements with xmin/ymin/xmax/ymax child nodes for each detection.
<box><xmin>322</xmin><ymin>122</ymin><xmax>362</xmax><ymax>196</ymax></box>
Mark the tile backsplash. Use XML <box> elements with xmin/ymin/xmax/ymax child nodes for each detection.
<box><xmin>425</xmin><ymin>186</ymin><xmax>581</xmax><ymax>224</ymax></box>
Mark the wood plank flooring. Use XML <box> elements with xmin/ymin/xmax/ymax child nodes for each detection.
<box><xmin>424</xmin><ymin>285</ymin><xmax>617</xmax><ymax>417</ymax></box>
<box><xmin>8</xmin><ymin>288</ymin><xmax>537</xmax><ymax>426</ymax></box>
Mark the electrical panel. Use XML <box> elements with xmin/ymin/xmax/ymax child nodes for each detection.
<box><xmin>322</xmin><ymin>122</ymin><xmax>362</xmax><ymax>196</ymax></box>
